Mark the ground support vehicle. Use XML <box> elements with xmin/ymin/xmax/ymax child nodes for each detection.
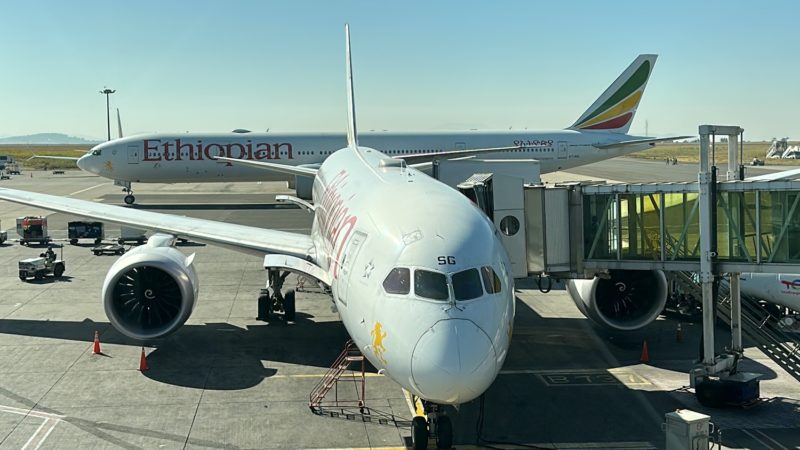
<box><xmin>18</xmin><ymin>247</ymin><xmax>64</xmax><ymax>281</ymax></box>
<box><xmin>91</xmin><ymin>244</ymin><xmax>125</xmax><ymax>256</ymax></box>
<box><xmin>16</xmin><ymin>216</ymin><xmax>51</xmax><ymax>245</ymax></box>
<box><xmin>68</xmin><ymin>221</ymin><xmax>104</xmax><ymax>245</ymax></box>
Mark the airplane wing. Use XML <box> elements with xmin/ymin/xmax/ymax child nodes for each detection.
<box><xmin>214</xmin><ymin>156</ymin><xmax>318</xmax><ymax>176</ymax></box>
<box><xmin>394</xmin><ymin>145</ymin><xmax>522</xmax><ymax>164</ymax></box>
<box><xmin>0</xmin><ymin>187</ymin><xmax>316</xmax><ymax>261</ymax></box>
<box><xmin>27</xmin><ymin>155</ymin><xmax>81</xmax><ymax>161</ymax></box>
<box><xmin>748</xmin><ymin>167</ymin><xmax>800</xmax><ymax>181</ymax></box>
<box><xmin>595</xmin><ymin>136</ymin><xmax>692</xmax><ymax>150</ymax></box>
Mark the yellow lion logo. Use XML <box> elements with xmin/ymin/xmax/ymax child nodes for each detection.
<box><xmin>371</xmin><ymin>322</ymin><xmax>387</xmax><ymax>365</ymax></box>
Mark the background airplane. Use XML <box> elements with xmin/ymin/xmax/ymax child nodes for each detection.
<box><xmin>71</xmin><ymin>54</ymin><xmax>684</xmax><ymax>204</ymax></box>
<box><xmin>0</xmin><ymin>25</ymin><xmax>512</xmax><ymax>449</ymax></box>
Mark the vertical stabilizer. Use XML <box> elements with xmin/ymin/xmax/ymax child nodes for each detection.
<box><xmin>116</xmin><ymin>108</ymin><xmax>124</xmax><ymax>138</ymax></box>
<box><xmin>345</xmin><ymin>24</ymin><xmax>358</xmax><ymax>148</ymax></box>
<box><xmin>569</xmin><ymin>54</ymin><xmax>657</xmax><ymax>134</ymax></box>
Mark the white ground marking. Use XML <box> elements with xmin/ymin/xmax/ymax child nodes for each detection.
<box><xmin>0</xmin><ymin>405</ymin><xmax>63</xmax><ymax>450</ymax></box>
<box><xmin>69</xmin><ymin>183</ymin><xmax>109</xmax><ymax>197</ymax></box>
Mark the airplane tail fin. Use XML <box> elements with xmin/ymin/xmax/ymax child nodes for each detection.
<box><xmin>116</xmin><ymin>108</ymin><xmax>124</xmax><ymax>138</ymax></box>
<box><xmin>569</xmin><ymin>54</ymin><xmax>657</xmax><ymax>134</ymax></box>
<box><xmin>345</xmin><ymin>24</ymin><xmax>358</xmax><ymax>149</ymax></box>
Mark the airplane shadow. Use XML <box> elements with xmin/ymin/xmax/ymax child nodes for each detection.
<box><xmin>0</xmin><ymin>315</ymin><xmax>352</xmax><ymax>390</ymax></box>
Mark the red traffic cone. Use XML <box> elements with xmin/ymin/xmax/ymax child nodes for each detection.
<box><xmin>139</xmin><ymin>347</ymin><xmax>149</xmax><ymax>372</ymax></box>
<box><xmin>92</xmin><ymin>331</ymin><xmax>101</xmax><ymax>354</ymax></box>
<box><xmin>640</xmin><ymin>340</ymin><xmax>650</xmax><ymax>363</ymax></box>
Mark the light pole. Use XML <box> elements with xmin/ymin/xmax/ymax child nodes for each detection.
<box><xmin>100</xmin><ymin>88</ymin><xmax>116</xmax><ymax>141</ymax></box>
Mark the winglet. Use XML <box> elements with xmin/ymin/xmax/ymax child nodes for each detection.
<box><xmin>570</xmin><ymin>54</ymin><xmax>657</xmax><ymax>134</ymax></box>
<box><xmin>116</xmin><ymin>108</ymin><xmax>124</xmax><ymax>138</ymax></box>
<box><xmin>345</xmin><ymin>24</ymin><xmax>358</xmax><ymax>148</ymax></box>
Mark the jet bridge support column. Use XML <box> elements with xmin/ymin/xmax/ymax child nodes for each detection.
<box><xmin>691</xmin><ymin>125</ymin><xmax>758</xmax><ymax>408</ymax></box>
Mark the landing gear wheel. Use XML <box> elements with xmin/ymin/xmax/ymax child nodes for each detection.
<box><xmin>284</xmin><ymin>290</ymin><xmax>296</xmax><ymax>321</ymax></box>
<box><xmin>257</xmin><ymin>292</ymin><xmax>270</xmax><ymax>321</ymax></box>
<box><xmin>436</xmin><ymin>415</ymin><xmax>452</xmax><ymax>449</ymax></box>
<box><xmin>124</xmin><ymin>194</ymin><xmax>135</xmax><ymax>205</ymax></box>
<box><xmin>411</xmin><ymin>416</ymin><xmax>428</xmax><ymax>450</ymax></box>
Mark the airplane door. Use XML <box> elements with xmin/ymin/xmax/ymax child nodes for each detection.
<box><xmin>127</xmin><ymin>144</ymin><xmax>140</xmax><ymax>164</ymax></box>
<box><xmin>557</xmin><ymin>141</ymin><xmax>568</xmax><ymax>159</ymax></box>
<box><xmin>338</xmin><ymin>231</ymin><xmax>368</xmax><ymax>306</ymax></box>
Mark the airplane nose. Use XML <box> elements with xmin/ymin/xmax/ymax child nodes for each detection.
<box><xmin>76</xmin><ymin>154</ymin><xmax>88</xmax><ymax>172</ymax></box>
<box><xmin>411</xmin><ymin>319</ymin><xmax>497</xmax><ymax>404</ymax></box>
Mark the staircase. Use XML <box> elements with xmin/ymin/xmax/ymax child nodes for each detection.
<box><xmin>669</xmin><ymin>272</ymin><xmax>800</xmax><ymax>381</ymax></box>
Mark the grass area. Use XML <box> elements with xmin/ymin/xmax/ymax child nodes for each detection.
<box><xmin>631</xmin><ymin>142</ymin><xmax>800</xmax><ymax>166</ymax></box>
<box><xmin>0</xmin><ymin>144</ymin><xmax>92</xmax><ymax>169</ymax></box>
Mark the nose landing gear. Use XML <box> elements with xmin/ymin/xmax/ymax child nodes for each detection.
<box><xmin>411</xmin><ymin>399</ymin><xmax>453</xmax><ymax>450</ymax></box>
<box><xmin>258</xmin><ymin>268</ymin><xmax>296</xmax><ymax>321</ymax></box>
<box><xmin>116</xmin><ymin>180</ymin><xmax>136</xmax><ymax>205</ymax></box>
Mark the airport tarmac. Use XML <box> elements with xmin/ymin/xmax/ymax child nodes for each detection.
<box><xmin>0</xmin><ymin>161</ymin><xmax>798</xmax><ymax>449</ymax></box>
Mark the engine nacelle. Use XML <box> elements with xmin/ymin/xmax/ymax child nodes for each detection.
<box><xmin>566</xmin><ymin>270</ymin><xmax>667</xmax><ymax>331</ymax></box>
<box><xmin>102</xmin><ymin>240</ymin><xmax>199</xmax><ymax>340</ymax></box>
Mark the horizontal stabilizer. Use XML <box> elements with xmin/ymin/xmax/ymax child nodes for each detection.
<box><xmin>748</xmin><ymin>167</ymin><xmax>800</xmax><ymax>181</ymax></box>
<box><xmin>214</xmin><ymin>157</ymin><xmax>318</xmax><ymax>177</ymax></box>
<box><xmin>595</xmin><ymin>136</ymin><xmax>692</xmax><ymax>150</ymax></box>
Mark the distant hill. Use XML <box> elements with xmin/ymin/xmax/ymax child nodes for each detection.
<box><xmin>0</xmin><ymin>133</ymin><xmax>101</xmax><ymax>145</ymax></box>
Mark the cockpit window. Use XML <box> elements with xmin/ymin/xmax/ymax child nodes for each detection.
<box><xmin>481</xmin><ymin>266</ymin><xmax>502</xmax><ymax>294</ymax></box>
<box><xmin>452</xmin><ymin>268</ymin><xmax>483</xmax><ymax>301</ymax></box>
<box><xmin>383</xmin><ymin>268</ymin><xmax>410</xmax><ymax>295</ymax></box>
<box><xmin>414</xmin><ymin>269</ymin><xmax>448</xmax><ymax>301</ymax></box>
<box><xmin>91</xmin><ymin>149</ymin><xmax>102</xmax><ymax>156</ymax></box>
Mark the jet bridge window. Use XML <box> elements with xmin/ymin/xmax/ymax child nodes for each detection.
<box><xmin>414</xmin><ymin>269</ymin><xmax>449</xmax><ymax>301</ymax></box>
<box><xmin>481</xmin><ymin>266</ymin><xmax>502</xmax><ymax>294</ymax></box>
<box><xmin>383</xmin><ymin>268</ymin><xmax>410</xmax><ymax>295</ymax></box>
<box><xmin>452</xmin><ymin>268</ymin><xmax>483</xmax><ymax>301</ymax></box>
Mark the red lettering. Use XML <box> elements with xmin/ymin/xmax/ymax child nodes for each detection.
<box><xmin>143</xmin><ymin>139</ymin><xmax>162</xmax><ymax>161</ymax></box>
<box><xmin>162</xmin><ymin>141</ymin><xmax>174</xmax><ymax>161</ymax></box>
<box><xmin>254</xmin><ymin>143</ymin><xmax>271</xmax><ymax>160</ymax></box>
<box><xmin>226</xmin><ymin>143</ymin><xmax>246</xmax><ymax>159</ymax></box>
<box><xmin>204</xmin><ymin>143</ymin><xmax>224</xmax><ymax>160</ymax></box>
<box><xmin>176</xmin><ymin>139</ymin><xmax>194</xmax><ymax>161</ymax></box>
<box><xmin>274</xmin><ymin>142</ymin><xmax>293</xmax><ymax>160</ymax></box>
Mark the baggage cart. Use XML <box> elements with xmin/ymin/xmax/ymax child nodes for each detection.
<box><xmin>16</xmin><ymin>216</ymin><xmax>51</xmax><ymax>246</ymax></box>
<box><xmin>68</xmin><ymin>221</ymin><xmax>105</xmax><ymax>245</ymax></box>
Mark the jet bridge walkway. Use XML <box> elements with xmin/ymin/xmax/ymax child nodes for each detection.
<box><xmin>454</xmin><ymin>125</ymin><xmax>800</xmax><ymax>406</ymax></box>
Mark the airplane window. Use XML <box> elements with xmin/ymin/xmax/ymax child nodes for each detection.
<box><xmin>383</xmin><ymin>268</ymin><xmax>410</xmax><ymax>295</ymax></box>
<box><xmin>481</xmin><ymin>266</ymin><xmax>502</xmax><ymax>294</ymax></box>
<box><xmin>452</xmin><ymin>268</ymin><xmax>483</xmax><ymax>301</ymax></box>
<box><xmin>414</xmin><ymin>269</ymin><xmax>448</xmax><ymax>301</ymax></box>
<box><xmin>92</xmin><ymin>149</ymin><xmax>102</xmax><ymax>156</ymax></box>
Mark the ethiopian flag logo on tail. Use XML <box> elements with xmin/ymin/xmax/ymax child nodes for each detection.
<box><xmin>569</xmin><ymin>54</ymin><xmax>657</xmax><ymax>134</ymax></box>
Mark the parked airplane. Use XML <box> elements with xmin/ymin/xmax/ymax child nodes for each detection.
<box><xmin>72</xmin><ymin>54</ymin><xmax>682</xmax><ymax>204</ymax></box>
<box><xmin>0</xmin><ymin>26</ymin><xmax>513</xmax><ymax>449</ymax></box>
<box><xmin>740</xmin><ymin>273</ymin><xmax>800</xmax><ymax>331</ymax></box>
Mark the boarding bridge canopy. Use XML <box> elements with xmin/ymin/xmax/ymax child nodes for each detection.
<box><xmin>576</xmin><ymin>180</ymin><xmax>800</xmax><ymax>274</ymax></box>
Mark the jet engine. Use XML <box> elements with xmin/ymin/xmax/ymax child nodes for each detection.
<box><xmin>566</xmin><ymin>270</ymin><xmax>667</xmax><ymax>331</ymax></box>
<box><xmin>102</xmin><ymin>238</ymin><xmax>199</xmax><ymax>340</ymax></box>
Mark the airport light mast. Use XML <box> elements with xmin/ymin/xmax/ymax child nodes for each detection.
<box><xmin>99</xmin><ymin>88</ymin><xmax>116</xmax><ymax>141</ymax></box>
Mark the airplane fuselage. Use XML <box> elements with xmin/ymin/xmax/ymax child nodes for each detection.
<box><xmin>740</xmin><ymin>273</ymin><xmax>800</xmax><ymax>312</ymax></box>
<box><xmin>78</xmin><ymin>130</ymin><xmax>653</xmax><ymax>183</ymax></box>
<box><xmin>307</xmin><ymin>145</ymin><xmax>515</xmax><ymax>405</ymax></box>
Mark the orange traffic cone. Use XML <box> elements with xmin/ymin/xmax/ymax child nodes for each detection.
<box><xmin>640</xmin><ymin>340</ymin><xmax>650</xmax><ymax>363</ymax></box>
<box><xmin>139</xmin><ymin>347</ymin><xmax>149</xmax><ymax>372</ymax></box>
<box><xmin>92</xmin><ymin>331</ymin><xmax>101</xmax><ymax>354</ymax></box>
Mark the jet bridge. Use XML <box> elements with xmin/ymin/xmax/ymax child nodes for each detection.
<box><xmin>456</xmin><ymin>125</ymin><xmax>800</xmax><ymax>407</ymax></box>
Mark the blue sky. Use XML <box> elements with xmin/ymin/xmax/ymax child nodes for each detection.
<box><xmin>1</xmin><ymin>1</ymin><xmax>798</xmax><ymax>140</ymax></box>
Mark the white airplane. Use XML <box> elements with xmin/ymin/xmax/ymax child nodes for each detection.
<box><xmin>0</xmin><ymin>26</ymin><xmax>513</xmax><ymax>449</ymax></box>
<box><xmin>70</xmin><ymin>53</ymin><xmax>683</xmax><ymax>204</ymax></box>
<box><xmin>739</xmin><ymin>273</ymin><xmax>800</xmax><ymax>331</ymax></box>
